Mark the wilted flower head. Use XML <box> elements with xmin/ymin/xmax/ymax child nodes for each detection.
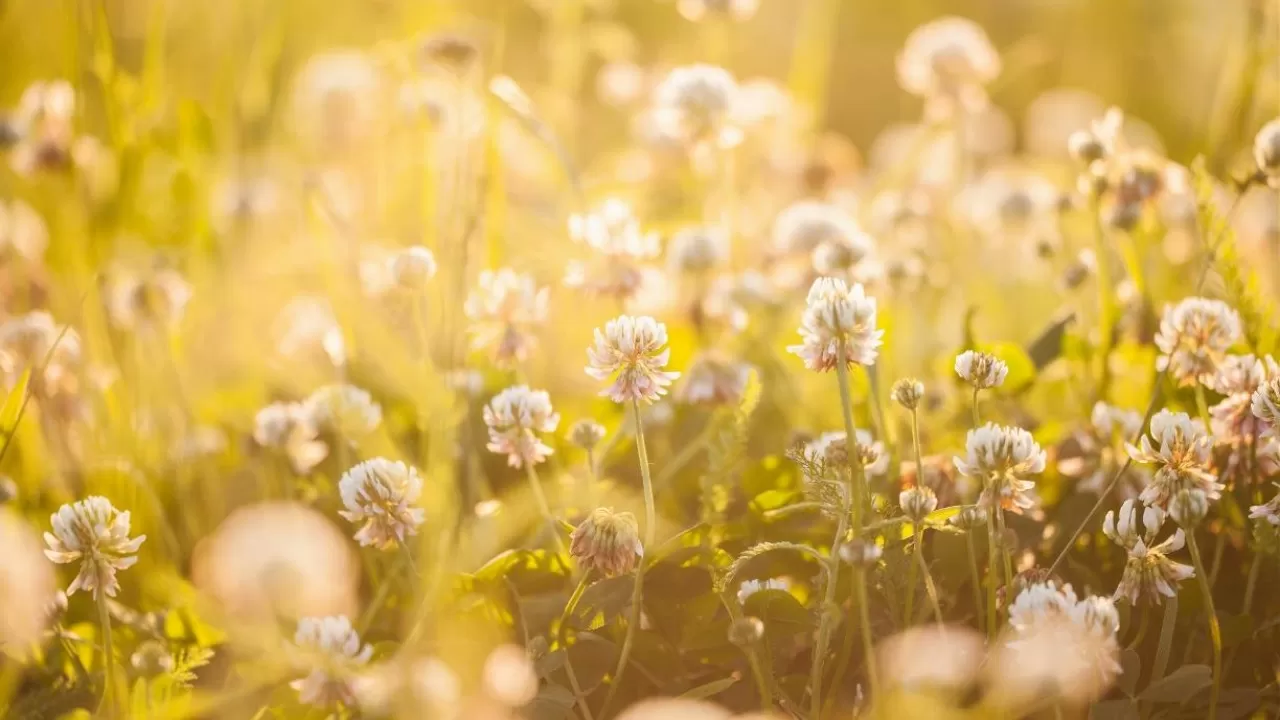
<box><xmin>891</xmin><ymin>378</ymin><xmax>925</xmax><ymax>410</ymax></box>
<box><xmin>390</xmin><ymin>246</ymin><xmax>437</xmax><ymax>291</ymax></box>
<box><xmin>43</xmin><ymin>496</ymin><xmax>145</xmax><ymax>598</ymax></box>
<box><xmin>0</xmin><ymin>510</ymin><xmax>56</xmax><ymax>651</ymax></box>
<box><xmin>305</xmin><ymin>384</ymin><xmax>382</xmax><ymax>440</ymax></box>
<box><xmin>675</xmin><ymin>351</ymin><xmax>751</xmax><ymax>406</ymax></box>
<box><xmin>667</xmin><ymin>225</ymin><xmax>728</xmax><ymax>274</ymax></box>
<box><xmin>338</xmin><ymin>458</ymin><xmax>425</xmax><ymax>550</ymax></box>
<box><xmin>803</xmin><ymin>430</ymin><xmax>890</xmax><ymax>478</ymax></box>
<box><xmin>193</xmin><ymin>502</ymin><xmax>360</xmax><ymax>622</ymax></box>
<box><xmin>254</xmin><ymin>402</ymin><xmax>328</xmax><ymax>474</ymax></box>
<box><xmin>652</xmin><ymin>64</ymin><xmax>739</xmax><ymax>146</ymax></box>
<box><xmin>736</xmin><ymin>577</ymin><xmax>790</xmax><ymax>604</ymax></box>
<box><xmin>954</xmin><ymin>350</ymin><xmax>1008</xmax><ymax>390</ymax></box>
<box><xmin>568</xmin><ymin>419</ymin><xmax>607</xmax><ymax>451</ymax></box>
<box><xmin>1250</xmin><ymin>493</ymin><xmax>1280</xmax><ymax>526</ymax></box>
<box><xmin>1125</xmin><ymin>409</ymin><xmax>1221</xmax><ymax>509</ymax></box>
<box><xmin>465</xmin><ymin>269</ymin><xmax>549</xmax><ymax>367</ymax></box>
<box><xmin>106</xmin><ymin>267</ymin><xmax>193</xmax><ymax>332</ymax></box>
<box><xmin>586</xmin><ymin>315</ymin><xmax>680</xmax><ymax>403</ymax></box>
<box><xmin>291</xmin><ymin>615</ymin><xmax>374</xmax><ymax>707</ymax></box>
<box><xmin>787</xmin><ymin>277</ymin><xmax>883</xmax><ymax>371</ymax></box>
<box><xmin>1103</xmin><ymin>499</ymin><xmax>1194</xmax><ymax>604</ymax></box>
<box><xmin>1154</xmin><ymin>297</ymin><xmax>1242</xmax><ymax>387</ymax></box>
<box><xmin>996</xmin><ymin>582</ymin><xmax>1120</xmax><ymax>707</ymax></box>
<box><xmin>897</xmin><ymin>17</ymin><xmax>1000</xmax><ymax>118</ymax></box>
<box><xmin>570</xmin><ymin>508</ymin><xmax>643</xmax><ymax>577</ymax></box>
<box><xmin>954</xmin><ymin>423</ymin><xmax>1045</xmax><ymax>512</ymax></box>
<box><xmin>482</xmin><ymin>385</ymin><xmax>560</xmax><ymax>468</ymax></box>
<box><xmin>1254</xmin><ymin>118</ymin><xmax>1280</xmax><ymax>182</ymax></box>
<box><xmin>899</xmin><ymin>485</ymin><xmax>938</xmax><ymax>522</ymax></box>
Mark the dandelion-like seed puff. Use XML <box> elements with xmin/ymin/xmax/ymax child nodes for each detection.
<box><xmin>787</xmin><ymin>277</ymin><xmax>884</xmax><ymax>372</ymax></box>
<box><xmin>482</xmin><ymin>385</ymin><xmax>560</xmax><ymax>468</ymax></box>
<box><xmin>586</xmin><ymin>315</ymin><xmax>680</xmax><ymax>403</ymax></box>
<box><xmin>1153</xmin><ymin>297</ymin><xmax>1242</xmax><ymax>387</ymax></box>
<box><xmin>1125</xmin><ymin>409</ymin><xmax>1221</xmax><ymax>509</ymax></box>
<box><xmin>954</xmin><ymin>423</ymin><xmax>1045</xmax><ymax>511</ymax></box>
<box><xmin>338</xmin><ymin>458</ymin><xmax>426</xmax><ymax>550</ymax></box>
<box><xmin>43</xmin><ymin>496</ymin><xmax>146</xmax><ymax>598</ymax></box>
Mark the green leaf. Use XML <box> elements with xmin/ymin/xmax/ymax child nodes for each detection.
<box><xmin>743</xmin><ymin>589</ymin><xmax>815</xmax><ymax>631</ymax></box>
<box><xmin>1117</xmin><ymin>649</ymin><xmax>1141</xmax><ymax>697</ymax></box>
<box><xmin>1139</xmin><ymin>664</ymin><xmax>1211</xmax><ymax>703</ymax></box>
<box><xmin>901</xmin><ymin>506</ymin><xmax>962</xmax><ymax>539</ymax></box>
<box><xmin>527</xmin><ymin>683</ymin><xmax>577</xmax><ymax>720</ymax></box>
<box><xmin>977</xmin><ymin>341</ymin><xmax>1037</xmax><ymax>390</ymax></box>
<box><xmin>569</xmin><ymin>575</ymin><xmax>634</xmax><ymax>630</ymax></box>
<box><xmin>678</xmin><ymin>675</ymin><xmax>738</xmax><ymax>700</ymax></box>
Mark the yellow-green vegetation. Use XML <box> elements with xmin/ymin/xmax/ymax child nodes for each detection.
<box><xmin>3</xmin><ymin>1</ymin><xmax>1280</xmax><ymax>719</ymax></box>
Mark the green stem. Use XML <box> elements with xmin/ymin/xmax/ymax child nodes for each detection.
<box><xmin>903</xmin><ymin>541</ymin><xmax>918</xmax><ymax>627</ymax></box>
<box><xmin>1187</xmin><ymin>534</ymin><xmax>1222</xmax><ymax>720</ymax></box>
<box><xmin>1090</xmin><ymin>193</ymin><xmax>1116</xmax><ymax>402</ymax></box>
<box><xmin>357</xmin><ymin>548</ymin><xmax>409</xmax><ymax>634</ymax></box>
<box><xmin>809</xmin><ymin>503</ymin><xmax>848</xmax><ymax>719</ymax></box>
<box><xmin>1126</xmin><ymin>605</ymin><xmax>1151</xmax><ymax>650</ymax></box>
<box><xmin>1194</xmin><ymin>384</ymin><xmax>1213</xmax><ymax>429</ymax></box>
<box><xmin>97</xmin><ymin>590</ymin><xmax>118</xmax><ymax>719</ymax></box>
<box><xmin>985</xmin><ymin>512</ymin><xmax>999</xmax><ymax>640</ymax></box>
<box><xmin>971</xmin><ymin>387</ymin><xmax>982</xmax><ymax>427</ymax></box>
<box><xmin>966</xmin><ymin>530</ymin><xmax>985</xmax><ymax>634</ymax></box>
<box><xmin>913</xmin><ymin>532</ymin><xmax>944</xmax><ymax>625</ymax></box>
<box><xmin>1143</xmin><ymin>595</ymin><xmax>1178</xmax><ymax>720</ymax></box>
<box><xmin>853</xmin><ymin>568</ymin><xmax>879</xmax><ymax>693</ymax></box>
<box><xmin>558</xmin><ymin>572</ymin><xmax>596</xmax><ymax>720</ymax></box>
<box><xmin>599</xmin><ymin>400</ymin><xmax>656</xmax><ymax>717</ymax></box>
<box><xmin>720</xmin><ymin>592</ymin><xmax>774</xmax><ymax>713</ymax></box>
<box><xmin>995</xmin><ymin>506</ymin><xmax>1014</xmax><ymax>592</ymax></box>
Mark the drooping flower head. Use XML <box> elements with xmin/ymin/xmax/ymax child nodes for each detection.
<box><xmin>1125</xmin><ymin>409</ymin><xmax>1221</xmax><ymax>509</ymax></box>
<box><xmin>954</xmin><ymin>423</ymin><xmax>1045</xmax><ymax>512</ymax></box>
<box><xmin>570</xmin><ymin>507</ymin><xmax>643</xmax><ymax>577</ymax></box>
<box><xmin>899</xmin><ymin>485</ymin><xmax>939</xmax><ymax>523</ymax></box>
<box><xmin>1153</xmin><ymin>297</ymin><xmax>1242</xmax><ymax>387</ymax></box>
<box><xmin>338</xmin><ymin>459</ymin><xmax>426</xmax><ymax>550</ymax></box>
<box><xmin>464</xmin><ymin>269</ymin><xmax>550</xmax><ymax>367</ymax></box>
<box><xmin>291</xmin><ymin>615</ymin><xmax>374</xmax><ymax>708</ymax></box>
<box><xmin>891</xmin><ymin>378</ymin><xmax>925</xmax><ymax>410</ymax></box>
<box><xmin>787</xmin><ymin>277</ymin><xmax>884</xmax><ymax>371</ymax></box>
<box><xmin>803</xmin><ymin>430</ymin><xmax>890</xmax><ymax>479</ymax></box>
<box><xmin>586</xmin><ymin>315</ymin><xmax>680</xmax><ymax>403</ymax></box>
<box><xmin>954</xmin><ymin>350</ymin><xmax>1008</xmax><ymax>390</ymax></box>
<box><xmin>43</xmin><ymin>496</ymin><xmax>146</xmax><ymax>598</ymax></box>
<box><xmin>482</xmin><ymin>385</ymin><xmax>560</xmax><ymax>468</ymax></box>
<box><xmin>1102</xmin><ymin>499</ymin><xmax>1194</xmax><ymax>605</ymax></box>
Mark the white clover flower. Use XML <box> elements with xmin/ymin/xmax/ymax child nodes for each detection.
<box><xmin>482</xmin><ymin>386</ymin><xmax>560</xmax><ymax>468</ymax></box>
<box><xmin>7</xmin><ymin>80</ymin><xmax>76</xmax><ymax>176</ymax></box>
<box><xmin>566</xmin><ymin>199</ymin><xmax>660</xmax><ymax>300</ymax></box>
<box><xmin>651</xmin><ymin>64</ymin><xmax>739</xmax><ymax>146</ymax></box>
<box><xmin>1250</xmin><ymin>494</ymin><xmax>1280</xmax><ymax>526</ymax></box>
<box><xmin>585</xmin><ymin>315</ymin><xmax>680</xmax><ymax>403</ymax></box>
<box><xmin>274</xmin><ymin>296</ymin><xmax>347</xmax><ymax>368</ymax></box>
<box><xmin>570</xmin><ymin>508</ymin><xmax>643</xmax><ymax>577</ymax></box>
<box><xmin>949</xmin><ymin>505</ymin><xmax>988</xmax><ymax>530</ymax></box>
<box><xmin>674</xmin><ymin>351</ymin><xmax>751</xmax><ymax>406</ymax></box>
<box><xmin>878</xmin><ymin>625</ymin><xmax>985</xmax><ymax>691</ymax></box>
<box><xmin>1254</xmin><ymin>118</ymin><xmax>1280</xmax><ymax>181</ymax></box>
<box><xmin>736</xmin><ymin>578</ymin><xmax>790</xmax><ymax>605</ymax></box>
<box><xmin>106</xmin><ymin>268</ymin><xmax>193</xmax><ymax>332</ymax></box>
<box><xmin>772</xmin><ymin>201</ymin><xmax>868</xmax><ymax>256</ymax></box>
<box><xmin>804</xmin><ymin>430</ymin><xmax>890</xmax><ymax>478</ymax></box>
<box><xmin>254</xmin><ymin>402</ymin><xmax>329</xmax><ymax>474</ymax></box>
<box><xmin>390</xmin><ymin>246</ymin><xmax>437</xmax><ymax>291</ymax></box>
<box><xmin>899</xmin><ymin>485</ymin><xmax>938</xmax><ymax>522</ymax></box>
<box><xmin>290</xmin><ymin>51</ymin><xmax>381</xmax><ymax>154</ymax></box>
<box><xmin>43</xmin><ymin>496</ymin><xmax>146</xmax><ymax>598</ymax></box>
<box><xmin>787</xmin><ymin>278</ymin><xmax>883</xmax><ymax>372</ymax></box>
<box><xmin>954</xmin><ymin>423</ymin><xmax>1045</xmax><ymax>512</ymax></box>
<box><xmin>305</xmin><ymin>384</ymin><xmax>382</xmax><ymax>440</ymax></box>
<box><xmin>1000</xmin><ymin>582</ymin><xmax>1121</xmax><ymax>704</ymax></box>
<box><xmin>667</xmin><ymin>225</ymin><xmax>728</xmax><ymax>274</ymax></box>
<box><xmin>1125</xmin><ymin>409</ymin><xmax>1221</xmax><ymax>509</ymax></box>
<box><xmin>1060</xmin><ymin>402</ymin><xmax>1151</xmax><ymax>497</ymax></box>
<box><xmin>1103</xmin><ymin>498</ymin><xmax>1194</xmax><ymax>605</ymax></box>
<box><xmin>338</xmin><ymin>459</ymin><xmax>425</xmax><ymax>550</ymax></box>
<box><xmin>954</xmin><ymin>350</ymin><xmax>1008</xmax><ymax>390</ymax></box>
<box><xmin>1168</xmin><ymin>488</ymin><xmax>1209</xmax><ymax>528</ymax></box>
<box><xmin>0</xmin><ymin>311</ymin><xmax>81</xmax><ymax>390</ymax></box>
<box><xmin>1154</xmin><ymin>297</ymin><xmax>1242</xmax><ymax>387</ymax></box>
<box><xmin>1252</xmin><ymin>377</ymin><xmax>1280</xmax><ymax>429</ymax></box>
<box><xmin>291</xmin><ymin>615</ymin><xmax>374</xmax><ymax>708</ymax></box>
<box><xmin>464</xmin><ymin>269</ymin><xmax>549</xmax><ymax>367</ymax></box>
<box><xmin>1091</xmin><ymin>401</ymin><xmax>1143</xmax><ymax>439</ymax></box>
<box><xmin>0</xmin><ymin>510</ymin><xmax>56</xmax><ymax>651</ymax></box>
<box><xmin>897</xmin><ymin>17</ymin><xmax>1000</xmax><ymax>119</ymax></box>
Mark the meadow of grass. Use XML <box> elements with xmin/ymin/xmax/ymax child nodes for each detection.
<box><xmin>2</xmin><ymin>0</ymin><xmax>1280</xmax><ymax>718</ymax></box>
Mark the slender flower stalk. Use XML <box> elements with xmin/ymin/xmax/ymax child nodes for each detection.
<box><xmin>965</xmin><ymin>529</ymin><xmax>985</xmax><ymax>633</ymax></box>
<box><xmin>912</xmin><ymin>529</ymin><xmax>944</xmax><ymax>625</ymax></box>
<box><xmin>809</xmin><ymin>490</ymin><xmax>848</xmax><ymax>719</ymax></box>
<box><xmin>1185</xmin><ymin>533</ymin><xmax>1221</xmax><ymax>720</ymax></box>
<box><xmin>97</xmin><ymin>591</ymin><xmax>119</xmax><ymax>718</ymax></box>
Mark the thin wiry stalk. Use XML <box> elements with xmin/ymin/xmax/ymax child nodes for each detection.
<box><xmin>995</xmin><ymin>505</ymin><xmax>1014</xmax><ymax>592</ymax></box>
<box><xmin>1089</xmin><ymin>192</ymin><xmax>1117</xmax><ymax>402</ymax></box>
<box><xmin>599</xmin><ymin>400</ymin><xmax>657</xmax><ymax>717</ymax></box>
<box><xmin>966</xmin><ymin>530</ymin><xmax>985</xmax><ymax>634</ymax></box>
<box><xmin>558</xmin><ymin>572</ymin><xmax>596</xmax><ymax>720</ymax></box>
<box><xmin>809</xmin><ymin>494</ymin><xmax>848</xmax><ymax>718</ymax></box>
<box><xmin>97</xmin><ymin>590</ymin><xmax>119</xmax><ymax>719</ymax></box>
<box><xmin>913</xmin><ymin>532</ymin><xmax>944</xmax><ymax>625</ymax></box>
<box><xmin>718</xmin><ymin>591</ymin><xmax>774</xmax><ymax>713</ymax></box>
<box><xmin>903</xmin><ymin>539</ymin><xmax>918</xmax><ymax>627</ymax></box>
<box><xmin>985</xmin><ymin>512</ymin><xmax>999</xmax><ymax>640</ymax></box>
<box><xmin>971</xmin><ymin>387</ymin><xmax>981</xmax><ymax>427</ymax></box>
<box><xmin>1186</xmin><ymin>533</ymin><xmax>1222</xmax><ymax>720</ymax></box>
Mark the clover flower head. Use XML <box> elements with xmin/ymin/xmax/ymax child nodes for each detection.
<box><xmin>651</xmin><ymin>64</ymin><xmax>740</xmax><ymax>146</ymax></box>
<box><xmin>667</xmin><ymin>225</ymin><xmax>728</xmax><ymax>274</ymax></box>
<box><xmin>482</xmin><ymin>385</ymin><xmax>560</xmax><ymax>467</ymax></box>
<box><xmin>465</xmin><ymin>268</ymin><xmax>550</xmax><ymax>367</ymax></box>
<box><xmin>338</xmin><ymin>458</ymin><xmax>425</xmax><ymax>550</ymax></box>
<box><xmin>291</xmin><ymin>615</ymin><xmax>374</xmax><ymax>707</ymax></box>
<box><xmin>954</xmin><ymin>350</ymin><xmax>1008</xmax><ymax>390</ymax></box>
<box><xmin>585</xmin><ymin>315</ymin><xmax>680</xmax><ymax>403</ymax></box>
<box><xmin>305</xmin><ymin>384</ymin><xmax>383</xmax><ymax>440</ymax></box>
<box><xmin>787</xmin><ymin>278</ymin><xmax>883</xmax><ymax>371</ymax></box>
<box><xmin>899</xmin><ymin>485</ymin><xmax>938</xmax><ymax>523</ymax></box>
<box><xmin>43</xmin><ymin>496</ymin><xmax>145</xmax><ymax>598</ymax></box>
<box><xmin>1125</xmin><ymin>409</ymin><xmax>1221</xmax><ymax>509</ymax></box>
<box><xmin>897</xmin><ymin>16</ymin><xmax>1000</xmax><ymax>118</ymax></box>
<box><xmin>570</xmin><ymin>508</ymin><xmax>643</xmax><ymax>577</ymax></box>
<box><xmin>954</xmin><ymin>423</ymin><xmax>1045</xmax><ymax>512</ymax></box>
<box><xmin>1154</xmin><ymin>297</ymin><xmax>1242</xmax><ymax>387</ymax></box>
<box><xmin>675</xmin><ymin>351</ymin><xmax>751</xmax><ymax>406</ymax></box>
<box><xmin>1002</xmin><ymin>582</ymin><xmax>1121</xmax><ymax>700</ymax></box>
<box><xmin>1103</xmin><ymin>498</ymin><xmax>1194</xmax><ymax>604</ymax></box>
<box><xmin>254</xmin><ymin>402</ymin><xmax>329</xmax><ymax>474</ymax></box>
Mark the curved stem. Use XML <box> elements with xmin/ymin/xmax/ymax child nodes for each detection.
<box><xmin>965</xmin><ymin>530</ymin><xmax>985</xmax><ymax>634</ymax></box>
<box><xmin>913</xmin><ymin>532</ymin><xmax>944</xmax><ymax>625</ymax></box>
<box><xmin>809</xmin><ymin>506</ymin><xmax>847</xmax><ymax>718</ymax></box>
<box><xmin>1187</xmin><ymin>533</ymin><xmax>1222</xmax><ymax>720</ymax></box>
<box><xmin>599</xmin><ymin>400</ymin><xmax>656</xmax><ymax>717</ymax></box>
<box><xmin>558</xmin><ymin>572</ymin><xmax>596</xmax><ymax>720</ymax></box>
<box><xmin>903</xmin><ymin>542</ymin><xmax>918</xmax><ymax>627</ymax></box>
<box><xmin>719</xmin><ymin>591</ymin><xmax>774</xmax><ymax>713</ymax></box>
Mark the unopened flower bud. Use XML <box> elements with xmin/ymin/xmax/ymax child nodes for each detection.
<box><xmin>728</xmin><ymin>616</ymin><xmax>764</xmax><ymax>647</ymax></box>
<box><xmin>390</xmin><ymin>246</ymin><xmax>437</xmax><ymax>291</ymax></box>
<box><xmin>890</xmin><ymin>378</ymin><xmax>924</xmax><ymax>411</ymax></box>
<box><xmin>1067</xmin><ymin>130</ymin><xmax>1105</xmax><ymax>164</ymax></box>
<box><xmin>839</xmin><ymin>539</ymin><xmax>882</xmax><ymax>568</ymax></box>
<box><xmin>569</xmin><ymin>419</ymin><xmax>607</xmax><ymax>451</ymax></box>
<box><xmin>898</xmin><ymin>486</ymin><xmax>938</xmax><ymax>523</ymax></box>
<box><xmin>131</xmin><ymin>640</ymin><xmax>175</xmax><ymax>677</ymax></box>
<box><xmin>569</xmin><ymin>508</ymin><xmax>643</xmax><ymax>577</ymax></box>
<box><xmin>1169</xmin><ymin>489</ymin><xmax>1209</xmax><ymax>528</ymax></box>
